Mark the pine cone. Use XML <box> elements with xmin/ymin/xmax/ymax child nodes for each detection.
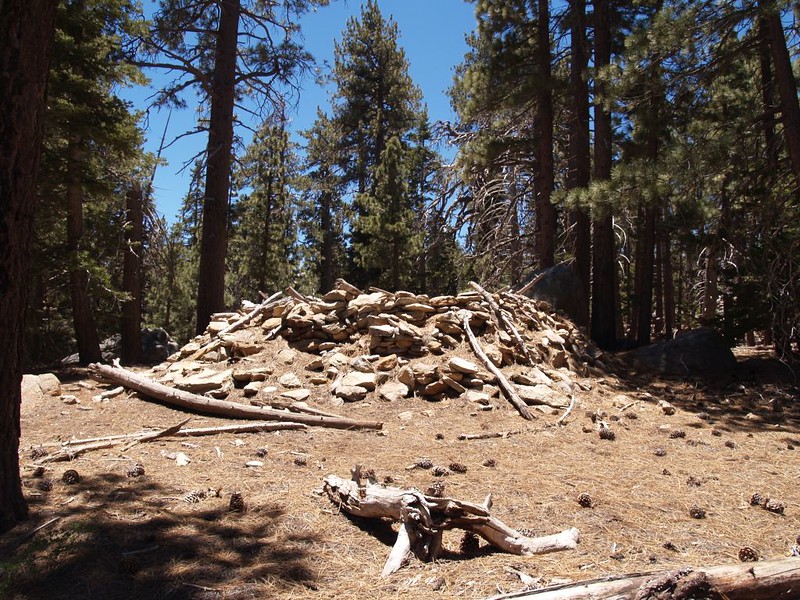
<box><xmin>426</xmin><ymin>481</ymin><xmax>446</xmax><ymax>498</ymax></box>
<box><xmin>482</xmin><ymin>458</ymin><xmax>497</xmax><ymax>468</ymax></box>
<box><xmin>255</xmin><ymin>447</ymin><xmax>268</xmax><ymax>458</ymax></box>
<box><xmin>62</xmin><ymin>469</ymin><xmax>80</xmax><ymax>484</ymax></box>
<box><xmin>764</xmin><ymin>499</ymin><xmax>785</xmax><ymax>514</ymax></box>
<box><xmin>449</xmin><ymin>462</ymin><xmax>468</xmax><ymax>474</ymax></box>
<box><xmin>460</xmin><ymin>531</ymin><xmax>480</xmax><ymax>555</ymax></box>
<box><xmin>750</xmin><ymin>493</ymin><xmax>766</xmax><ymax>507</ymax></box>
<box><xmin>577</xmin><ymin>492</ymin><xmax>593</xmax><ymax>508</ymax></box>
<box><xmin>126</xmin><ymin>463</ymin><xmax>145</xmax><ymax>478</ymax></box>
<box><xmin>738</xmin><ymin>546</ymin><xmax>759</xmax><ymax>562</ymax></box>
<box><xmin>183</xmin><ymin>490</ymin><xmax>206</xmax><ymax>504</ymax></box>
<box><xmin>31</xmin><ymin>466</ymin><xmax>45</xmax><ymax>478</ymax></box>
<box><xmin>431</xmin><ymin>465</ymin><xmax>451</xmax><ymax>477</ymax></box>
<box><xmin>30</xmin><ymin>447</ymin><xmax>48</xmax><ymax>460</ymax></box>
<box><xmin>599</xmin><ymin>427</ymin><xmax>616</xmax><ymax>441</ymax></box>
<box><xmin>293</xmin><ymin>456</ymin><xmax>308</xmax><ymax>467</ymax></box>
<box><xmin>688</xmin><ymin>504</ymin><xmax>706</xmax><ymax>519</ymax></box>
<box><xmin>229</xmin><ymin>492</ymin><xmax>246</xmax><ymax>512</ymax></box>
<box><xmin>415</xmin><ymin>458</ymin><xmax>434</xmax><ymax>470</ymax></box>
<box><xmin>37</xmin><ymin>479</ymin><xmax>53</xmax><ymax>492</ymax></box>
<box><xmin>669</xmin><ymin>429</ymin><xmax>686</xmax><ymax>439</ymax></box>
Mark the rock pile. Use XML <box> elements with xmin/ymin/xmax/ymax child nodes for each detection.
<box><xmin>153</xmin><ymin>280</ymin><xmax>607</xmax><ymax>416</ymax></box>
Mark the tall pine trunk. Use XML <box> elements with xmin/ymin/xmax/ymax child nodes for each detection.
<box><xmin>630</xmin><ymin>205</ymin><xmax>657</xmax><ymax>345</ymax></box>
<box><xmin>590</xmin><ymin>0</ymin><xmax>617</xmax><ymax>349</ymax></box>
<box><xmin>121</xmin><ymin>182</ymin><xmax>143</xmax><ymax>364</ymax></box>
<box><xmin>66</xmin><ymin>137</ymin><xmax>102</xmax><ymax>364</ymax></box>
<box><xmin>662</xmin><ymin>231</ymin><xmax>675</xmax><ymax>337</ymax></box>
<box><xmin>0</xmin><ymin>0</ymin><xmax>57</xmax><ymax>534</ymax></box>
<box><xmin>320</xmin><ymin>188</ymin><xmax>336</xmax><ymax>292</ymax></box>
<box><xmin>761</xmin><ymin>1</ymin><xmax>800</xmax><ymax>192</ymax></box>
<box><xmin>535</xmin><ymin>0</ymin><xmax>556</xmax><ymax>269</ymax></box>
<box><xmin>568</xmin><ymin>0</ymin><xmax>591</xmax><ymax>326</ymax></box>
<box><xmin>196</xmin><ymin>0</ymin><xmax>240</xmax><ymax>334</ymax></box>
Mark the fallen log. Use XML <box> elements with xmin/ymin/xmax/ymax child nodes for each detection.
<box><xmin>460</xmin><ymin>310</ymin><xmax>535</xmax><ymax>420</ymax></box>
<box><xmin>89</xmin><ymin>363</ymin><xmax>383</xmax><ymax>431</ymax></box>
<box><xmin>323</xmin><ymin>469</ymin><xmax>579</xmax><ymax>577</ymax></box>
<box><xmin>486</xmin><ymin>556</ymin><xmax>800</xmax><ymax>600</ymax></box>
<box><xmin>469</xmin><ymin>281</ymin><xmax>536</xmax><ymax>365</ymax></box>
<box><xmin>60</xmin><ymin>420</ymin><xmax>307</xmax><ymax>447</ymax></box>
<box><xmin>37</xmin><ymin>419</ymin><xmax>192</xmax><ymax>462</ymax></box>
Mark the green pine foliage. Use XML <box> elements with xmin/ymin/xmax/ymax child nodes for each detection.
<box><xmin>228</xmin><ymin>120</ymin><xmax>303</xmax><ymax>300</ymax></box>
<box><xmin>328</xmin><ymin>0</ymin><xmax>433</xmax><ymax>289</ymax></box>
<box><xmin>29</xmin><ymin>0</ymin><xmax>147</xmax><ymax>365</ymax></box>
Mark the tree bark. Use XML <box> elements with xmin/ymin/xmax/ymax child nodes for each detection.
<box><xmin>535</xmin><ymin>0</ymin><xmax>556</xmax><ymax>269</ymax></box>
<box><xmin>758</xmin><ymin>16</ymin><xmax>780</xmax><ymax>173</ymax></box>
<box><xmin>121</xmin><ymin>182</ymin><xmax>144</xmax><ymax>364</ymax></box>
<box><xmin>590</xmin><ymin>0</ymin><xmax>617</xmax><ymax>350</ymax></box>
<box><xmin>568</xmin><ymin>0</ymin><xmax>591</xmax><ymax>324</ymax></box>
<box><xmin>0</xmin><ymin>0</ymin><xmax>57</xmax><ymax>534</ymax></box>
<box><xmin>761</xmin><ymin>0</ymin><xmax>800</xmax><ymax>193</ymax></box>
<box><xmin>630</xmin><ymin>205</ymin><xmax>657</xmax><ymax>345</ymax></box>
<box><xmin>66</xmin><ymin>136</ymin><xmax>103</xmax><ymax>364</ymax></box>
<box><xmin>196</xmin><ymin>0</ymin><xmax>241</xmax><ymax>334</ymax></box>
<box><xmin>487</xmin><ymin>556</ymin><xmax>800</xmax><ymax>599</ymax></box>
<box><xmin>661</xmin><ymin>230</ymin><xmax>675</xmax><ymax>337</ymax></box>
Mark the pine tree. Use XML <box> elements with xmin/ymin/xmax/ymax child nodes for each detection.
<box><xmin>0</xmin><ymin>0</ymin><xmax>57</xmax><ymax>536</ymax></box>
<box><xmin>35</xmin><ymin>0</ymin><xmax>145</xmax><ymax>364</ymax></box>
<box><xmin>353</xmin><ymin>135</ymin><xmax>422</xmax><ymax>290</ymax></box>
<box><xmin>138</xmin><ymin>0</ymin><xmax>325</xmax><ymax>333</ymax></box>
<box><xmin>298</xmin><ymin>110</ymin><xmax>347</xmax><ymax>293</ymax></box>
<box><xmin>329</xmin><ymin>0</ymin><xmax>427</xmax><ymax>288</ymax></box>
<box><xmin>229</xmin><ymin>118</ymin><xmax>301</xmax><ymax>299</ymax></box>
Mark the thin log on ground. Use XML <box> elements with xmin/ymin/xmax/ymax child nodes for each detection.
<box><xmin>486</xmin><ymin>556</ymin><xmax>800</xmax><ymax>600</ymax></box>
<box><xmin>36</xmin><ymin>439</ymin><xmax>122</xmax><ymax>463</ymax></box>
<box><xmin>61</xmin><ymin>421</ymin><xmax>307</xmax><ymax>447</ymax></box>
<box><xmin>323</xmin><ymin>472</ymin><xmax>579</xmax><ymax>577</ymax></box>
<box><xmin>457</xmin><ymin>429</ymin><xmax>528</xmax><ymax>441</ymax></box>
<box><xmin>250</xmin><ymin>398</ymin><xmax>345</xmax><ymax>419</ymax></box>
<box><xmin>469</xmin><ymin>281</ymin><xmax>535</xmax><ymax>365</ymax></box>
<box><xmin>39</xmin><ymin>419</ymin><xmax>192</xmax><ymax>461</ymax></box>
<box><xmin>89</xmin><ymin>363</ymin><xmax>383</xmax><ymax>431</ymax></box>
<box><xmin>460</xmin><ymin>311</ymin><xmax>535</xmax><ymax>420</ymax></box>
<box><xmin>188</xmin><ymin>292</ymin><xmax>286</xmax><ymax>360</ymax></box>
<box><xmin>119</xmin><ymin>418</ymin><xmax>192</xmax><ymax>451</ymax></box>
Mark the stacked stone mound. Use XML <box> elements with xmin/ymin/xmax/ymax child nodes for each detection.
<box><xmin>155</xmin><ymin>281</ymin><xmax>607</xmax><ymax>413</ymax></box>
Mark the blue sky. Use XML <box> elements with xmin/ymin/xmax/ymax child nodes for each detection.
<box><xmin>128</xmin><ymin>0</ymin><xmax>477</xmax><ymax>221</ymax></box>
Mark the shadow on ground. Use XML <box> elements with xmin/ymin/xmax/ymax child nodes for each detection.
<box><xmin>0</xmin><ymin>471</ymin><xmax>319</xmax><ymax>599</ymax></box>
<box><xmin>610</xmin><ymin>350</ymin><xmax>800</xmax><ymax>436</ymax></box>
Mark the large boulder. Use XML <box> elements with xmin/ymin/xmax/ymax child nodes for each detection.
<box><xmin>626</xmin><ymin>327</ymin><xmax>736</xmax><ymax>376</ymax></box>
<box><xmin>520</xmin><ymin>264</ymin><xmax>588</xmax><ymax>326</ymax></box>
<box><xmin>140</xmin><ymin>327</ymin><xmax>179</xmax><ymax>364</ymax></box>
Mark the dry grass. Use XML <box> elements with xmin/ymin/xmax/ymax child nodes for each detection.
<box><xmin>3</xmin><ymin>345</ymin><xmax>799</xmax><ymax>599</ymax></box>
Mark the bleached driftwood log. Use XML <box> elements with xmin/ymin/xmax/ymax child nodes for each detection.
<box><xmin>460</xmin><ymin>310</ymin><xmax>535</xmax><ymax>420</ymax></box>
<box><xmin>89</xmin><ymin>363</ymin><xmax>383</xmax><ymax>431</ymax></box>
<box><xmin>323</xmin><ymin>469</ymin><xmax>579</xmax><ymax>577</ymax></box>
<box><xmin>468</xmin><ymin>281</ymin><xmax>536</xmax><ymax>365</ymax></box>
<box><xmin>37</xmin><ymin>418</ymin><xmax>191</xmax><ymax>463</ymax></box>
<box><xmin>486</xmin><ymin>557</ymin><xmax>800</xmax><ymax>600</ymax></box>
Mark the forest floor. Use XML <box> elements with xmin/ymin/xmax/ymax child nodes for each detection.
<box><xmin>2</xmin><ymin>345</ymin><xmax>799</xmax><ymax>600</ymax></box>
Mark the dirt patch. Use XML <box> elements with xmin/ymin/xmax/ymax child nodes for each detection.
<box><xmin>4</xmin><ymin>298</ymin><xmax>800</xmax><ymax>599</ymax></box>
